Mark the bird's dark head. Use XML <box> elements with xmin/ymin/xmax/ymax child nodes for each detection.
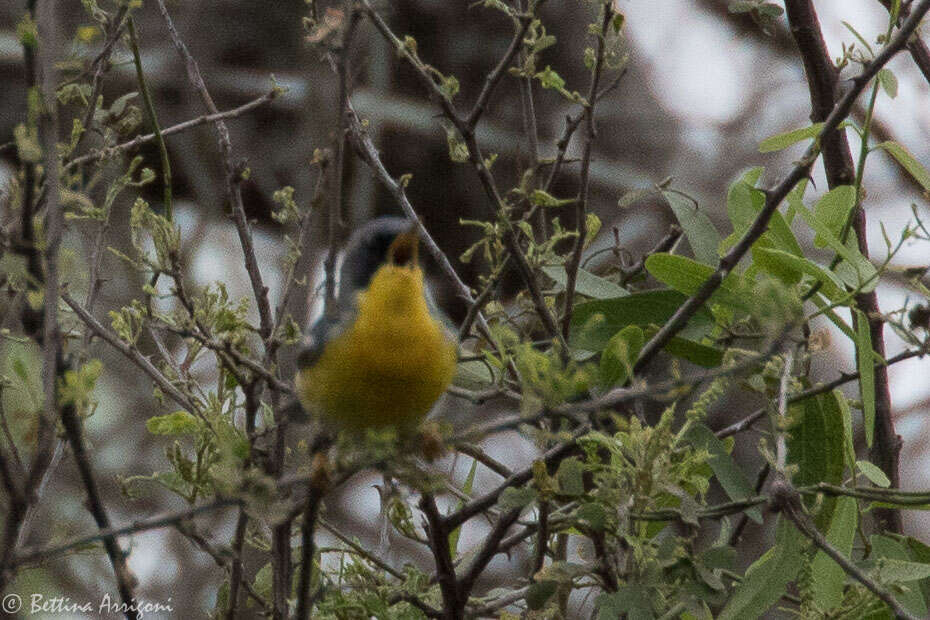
<box><xmin>339</xmin><ymin>216</ymin><xmax>416</xmax><ymax>294</ymax></box>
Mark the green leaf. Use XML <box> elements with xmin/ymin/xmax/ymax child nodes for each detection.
<box><xmin>498</xmin><ymin>486</ymin><xmax>537</xmax><ymax>511</ymax></box>
<box><xmin>787</xmin><ymin>394</ymin><xmax>845</xmax><ymax>526</ymax></box>
<box><xmin>878</xmin><ymin>68</ymin><xmax>898</xmax><ymax>99</ymax></box>
<box><xmin>875</xmin><ymin>141</ymin><xmax>930</xmax><ymax>193</ymax></box>
<box><xmin>570</xmin><ymin>289</ymin><xmax>713</xmax><ymax>351</ymax></box>
<box><xmin>878</xmin><ymin>559</ymin><xmax>930</xmax><ymax>584</ymax></box>
<box><xmin>752</xmin><ymin>247</ymin><xmax>845</xmax><ymax>300</ymax></box>
<box><xmin>811</xmin><ymin>496</ymin><xmax>858</xmax><ymax>611</ymax></box>
<box><xmin>448</xmin><ymin>458</ymin><xmax>478</xmax><ymax>556</ymax></box>
<box><xmin>526</xmin><ymin>580</ymin><xmax>557</xmax><ymax>610</ymax></box>
<box><xmin>146</xmin><ymin>411</ymin><xmax>200</xmax><ymax>435</ymax></box>
<box><xmin>530</xmin><ymin>189</ymin><xmax>575</xmax><ymax>208</ymax></box>
<box><xmin>662</xmin><ymin>190</ymin><xmax>721</xmax><ymax>266</ymax></box>
<box><xmin>834</xmin><ymin>390</ymin><xmax>856</xmax><ymax>469</ymax></box>
<box><xmin>645</xmin><ymin>253</ymin><xmax>749</xmax><ymax>312</ymax></box>
<box><xmin>599</xmin><ymin>325</ymin><xmax>644</xmax><ymax>387</ymax></box>
<box><xmin>758</xmin><ymin>123</ymin><xmax>824</xmax><ymax>153</ymax></box>
<box><xmin>857</xmin><ymin>460</ymin><xmax>891</xmax><ymax>488</ymax></box>
<box><xmin>658</xmin><ymin>334</ymin><xmax>724</xmax><ymax>368</ymax></box>
<box><xmin>577</xmin><ymin>502</ymin><xmax>607</xmax><ymax>531</ymax></box>
<box><xmin>871</xmin><ymin>535</ymin><xmax>930</xmax><ymax>617</ymax></box>
<box><xmin>725</xmin><ymin>168</ymin><xmax>765</xmax><ymax>236</ymax></box>
<box><xmin>792</xmin><ymin>195</ymin><xmax>878</xmax><ymax>291</ymax></box>
<box><xmin>685</xmin><ymin>424</ymin><xmax>762</xmax><ymax>523</ymax></box>
<box><xmin>854</xmin><ymin>308</ymin><xmax>877</xmax><ymax>447</ymax></box>
<box><xmin>597</xmin><ymin>586</ymin><xmax>655</xmax><ymax>620</ymax></box>
<box><xmin>556</xmin><ymin>457</ymin><xmax>585</xmax><ymax>497</ymax></box>
<box><xmin>542</xmin><ymin>265</ymin><xmax>628</xmax><ymax>299</ymax></box>
<box><xmin>812</xmin><ymin>186</ymin><xmax>856</xmax><ymax>248</ymax></box>
<box><xmin>718</xmin><ymin>517</ymin><xmax>804</xmax><ymax>620</ymax></box>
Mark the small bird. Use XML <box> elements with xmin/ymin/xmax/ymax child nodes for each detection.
<box><xmin>295</xmin><ymin>216</ymin><xmax>458</xmax><ymax>434</ymax></box>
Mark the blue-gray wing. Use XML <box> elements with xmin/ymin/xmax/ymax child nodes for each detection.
<box><xmin>296</xmin><ymin>307</ymin><xmax>354</xmax><ymax>369</ymax></box>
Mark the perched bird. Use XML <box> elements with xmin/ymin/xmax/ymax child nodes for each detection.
<box><xmin>295</xmin><ymin>216</ymin><xmax>458</xmax><ymax>434</ymax></box>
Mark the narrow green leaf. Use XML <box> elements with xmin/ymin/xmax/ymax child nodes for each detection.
<box><xmin>661</xmin><ymin>335</ymin><xmax>724</xmax><ymax>368</ymax></box>
<box><xmin>811</xmin><ymin>496</ymin><xmax>857</xmax><ymax>611</ymax></box>
<box><xmin>448</xmin><ymin>458</ymin><xmax>479</xmax><ymax>556</ymax></box>
<box><xmin>570</xmin><ymin>289</ymin><xmax>713</xmax><ymax>351</ymax></box>
<box><xmin>718</xmin><ymin>517</ymin><xmax>804</xmax><ymax>619</ymax></box>
<box><xmin>857</xmin><ymin>460</ymin><xmax>891</xmax><ymax>488</ymax></box>
<box><xmin>875</xmin><ymin>141</ymin><xmax>930</xmax><ymax>192</ymax></box>
<box><xmin>812</xmin><ymin>186</ymin><xmax>856</xmax><ymax>247</ymax></box>
<box><xmin>662</xmin><ymin>190</ymin><xmax>721</xmax><ymax>266</ymax></box>
<box><xmin>871</xmin><ymin>535</ymin><xmax>930</xmax><ymax>617</ymax></box>
<box><xmin>685</xmin><ymin>424</ymin><xmax>762</xmax><ymax>523</ymax></box>
<box><xmin>758</xmin><ymin>123</ymin><xmax>824</xmax><ymax>153</ymax></box>
<box><xmin>542</xmin><ymin>265</ymin><xmax>629</xmax><ymax>299</ymax></box>
<box><xmin>645</xmin><ymin>253</ymin><xmax>748</xmax><ymax>311</ymax></box>
<box><xmin>752</xmin><ymin>247</ymin><xmax>845</xmax><ymax>301</ymax></box>
<box><xmin>832</xmin><ymin>390</ymin><xmax>857</xmax><ymax>469</ymax></box>
<box><xmin>854</xmin><ymin>308</ymin><xmax>877</xmax><ymax>447</ymax></box>
<box><xmin>792</xmin><ymin>197</ymin><xmax>878</xmax><ymax>291</ymax></box>
<box><xmin>787</xmin><ymin>394</ymin><xmax>845</xmax><ymax>529</ymax></box>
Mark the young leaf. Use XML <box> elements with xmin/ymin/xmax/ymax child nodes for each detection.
<box><xmin>854</xmin><ymin>308</ymin><xmax>877</xmax><ymax>447</ymax></box>
<box><xmin>685</xmin><ymin>424</ymin><xmax>762</xmax><ymax>523</ymax></box>
<box><xmin>541</xmin><ymin>265</ymin><xmax>628</xmax><ymax>299</ymax></box>
<box><xmin>875</xmin><ymin>141</ymin><xmax>930</xmax><ymax>193</ymax></box>
<box><xmin>570</xmin><ymin>289</ymin><xmax>713</xmax><ymax>351</ymax></box>
<box><xmin>812</xmin><ymin>186</ymin><xmax>856</xmax><ymax>248</ymax></box>
<box><xmin>810</xmin><ymin>496</ymin><xmax>858</xmax><ymax>611</ymax></box>
<box><xmin>662</xmin><ymin>190</ymin><xmax>721</xmax><ymax>266</ymax></box>
<box><xmin>878</xmin><ymin>68</ymin><xmax>898</xmax><ymax>99</ymax></box>
<box><xmin>758</xmin><ymin>123</ymin><xmax>824</xmax><ymax>153</ymax></box>
<box><xmin>644</xmin><ymin>253</ymin><xmax>749</xmax><ymax>312</ymax></box>
<box><xmin>718</xmin><ymin>517</ymin><xmax>804</xmax><ymax>619</ymax></box>
<box><xmin>857</xmin><ymin>460</ymin><xmax>892</xmax><ymax>488</ymax></box>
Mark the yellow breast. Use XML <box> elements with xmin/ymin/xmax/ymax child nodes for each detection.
<box><xmin>296</xmin><ymin>264</ymin><xmax>457</xmax><ymax>432</ymax></box>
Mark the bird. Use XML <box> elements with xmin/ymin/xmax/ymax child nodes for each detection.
<box><xmin>295</xmin><ymin>216</ymin><xmax>458</xmax><ymax>435</ymax></box>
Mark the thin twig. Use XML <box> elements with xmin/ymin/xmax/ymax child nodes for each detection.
<box><xmin>773</xmin><ymin>479</ymin><xmax>918</xmax><ymax>620</ymax></box>
<box><xmin>13</xmin><ymin>498</ymin><xmax>240</xmax><ymax>567</ymax></box>
<box><xmin>632</xmin><ymin>0</ymin><xmax>930</xmax><ymax>374</ymax></box>
<box><xmin>64</xmin><ymin>91</ymin><xmax>279</xmax><ymax>172</ymax></box>
<box><xmin>715</xmin><ymin>344</ymin><xmax>928</xmax><ymax>439</ymax></box>
<box><xmin>62</xmin><ymin>293</ymin><xmax>199</xmax><ymax>413</ymax></box>
<box><xmin>561</xmin><ymin>2</ymin><xmax>613</xmax><ymax>340</ymax></box>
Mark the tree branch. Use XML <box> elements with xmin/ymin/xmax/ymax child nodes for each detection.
<box><xmin>632</xmin><ymin>0</ymin><xmax>930</xmax><ymax>375</ymax></box>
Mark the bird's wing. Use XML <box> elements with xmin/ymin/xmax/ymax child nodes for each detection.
<box><xmin>296</xmin><ymin>303</ymin><xmax>356</xmax><ymax>369</ymax></box>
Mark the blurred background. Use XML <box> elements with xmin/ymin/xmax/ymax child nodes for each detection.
<box><xmin>1</xmin><ymin>0</ymin><xmax>929</xmax><ymax>616</ymax></box>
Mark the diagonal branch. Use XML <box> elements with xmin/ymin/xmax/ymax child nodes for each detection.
<box><xmin>632</xmin><ymin>0</ymin><xmax>930</xmax><ymax>375</ymax></box>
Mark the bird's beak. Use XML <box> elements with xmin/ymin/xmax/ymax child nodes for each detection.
<box><xmin>387</xmin><ymin>225</ymin><xmax>420</xmax><ymax>268</ymax></box>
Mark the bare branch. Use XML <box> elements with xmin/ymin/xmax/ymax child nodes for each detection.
<box><xmin>561</xmin><ymin>2</ymin><xmax>614</xmax><ymax>339</ymax></box>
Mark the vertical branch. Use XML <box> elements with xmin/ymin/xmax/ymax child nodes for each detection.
<box><xmin>420</xmin><ymin>494</ymin><xmax>462</xmax><ymax>620</ymax></box>
<box><xmin>323</xmin><ymin>2</ymin><xmax>360</xmax><ymax>319</ymax></box>
<box><xmin>294</xmin><ymin>488</ymin><xmax>323</xmax><ymax>620</ymax></box>
<box><xmin>784</xmin><ymin>0</ymin><xmax>900</xmax><ymax>533</ymax></box>
<box><xmin>561</xmin><ymin>2</ymin><xmax>613</xmax><ymax>339</ymax></box>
